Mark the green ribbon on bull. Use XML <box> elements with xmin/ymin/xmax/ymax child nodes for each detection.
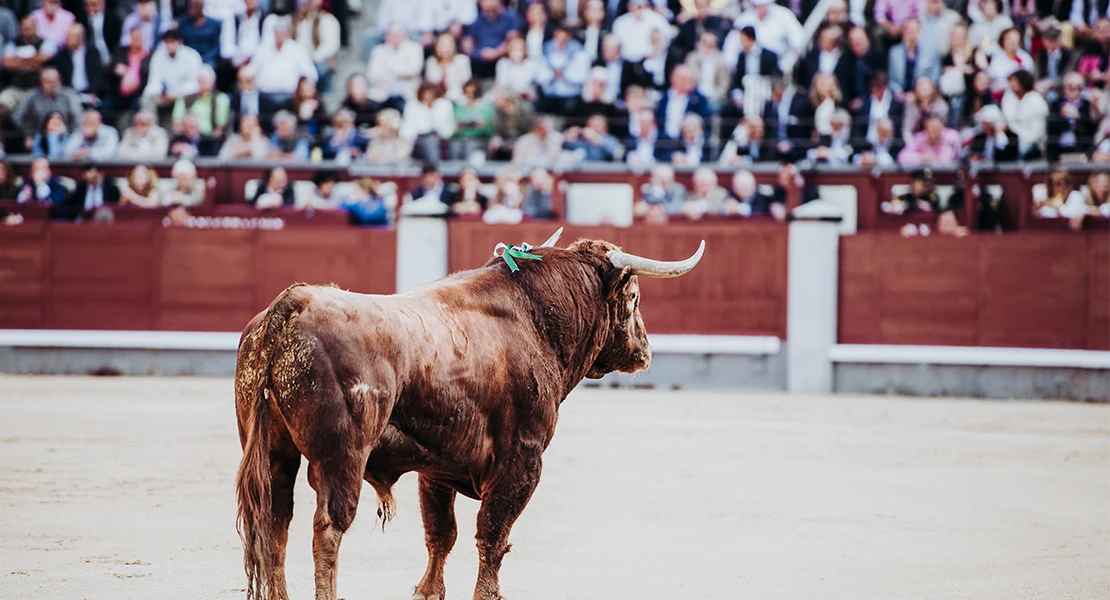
<box><xmin>494</xmin><ymin>242</ymin><xmax>543</xmax><ymax>274</ymax></box>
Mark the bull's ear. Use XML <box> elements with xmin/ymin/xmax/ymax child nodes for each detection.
<box><xmin>605</xmin><ymin>266</ymin><xmax>635</xmax><ymax>301</ymax></box>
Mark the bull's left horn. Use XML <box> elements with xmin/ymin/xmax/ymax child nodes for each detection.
<box><xmin>540</xmin><ymin>227</ymin><xmax>564</xmax><ymax>248</ymax></box>
<box><xmin>607</xmin><ymin>240</ymin><xmax>705</xmax><ymax>278</ymax></box>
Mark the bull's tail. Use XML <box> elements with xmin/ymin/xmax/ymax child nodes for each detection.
<box><xmin>236</xmin><ymin>286</ymin><xmax>306</xmax><ymax>600</ymax></box>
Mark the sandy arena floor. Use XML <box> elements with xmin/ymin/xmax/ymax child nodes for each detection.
<box><xmin>0</xmin><ymin>376</ymin><xmax>1107</xmax><ymax>600</ymax></box>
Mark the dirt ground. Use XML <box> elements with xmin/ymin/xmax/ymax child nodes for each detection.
<box><xmin>0</xmin><ymin>376</ymin><xmax>1107</xmax><ymax>600</ymax></box>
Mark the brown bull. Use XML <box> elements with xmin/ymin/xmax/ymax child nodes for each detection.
<box><xmin>234</xmin><ymin>230</ymin><xmax>704</xmax><ymax>600</ymax></box>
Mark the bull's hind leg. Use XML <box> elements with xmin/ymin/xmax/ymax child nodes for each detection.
<box><xmin>413</xmin><ymin>476</ymin><xmax>459</xmax><ymax>600</ymax></box>
<box><xmin>472</xmin><ymin>454</ymin><xmax>542</xmax><ymax>600</ymax></box>
<box><xmin>307</xmin><ymin>455</ymin><xmax>366</xmax><ymax>600</ymax></box>
<box><xmin>268</xmin><ymin>450</ymin><xmax>301</xmax><ymax>600</ymax></box>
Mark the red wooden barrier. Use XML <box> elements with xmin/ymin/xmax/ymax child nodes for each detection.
<box><xmin>839</xmin><ymin>233</ymin><xmax>1110</xmax><ymax>350</ymax></box>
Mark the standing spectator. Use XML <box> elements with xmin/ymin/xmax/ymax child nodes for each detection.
<box><xmin>562</xmin><ymin>113</ymin><xmax>622</xmax><ymax>162</ymax></box>
<box><xmin>464</xmin><ymin>0</ymin><xmax>525</xmax><ymax>79</ymax></box>
<box><xmin>625</xmin><ymin>107</ymin><xmax>660</xmax><ymax>165</ymax></box>
<box><xmin>612</xmin><ymin>0</ymin><xmax>670</xmax><ymax>62</ymax></box>
<box><xmin>898</xmin><ymin>113</ymin><xmax>961</xmax><ymax>166</ymax></box>
<box><xmin>63</xmin><ymin>108</ymin><xmax>118</xmax><ymax>159</ymax></box>
<box><xmin>81</xmin><ymin>0</ymin><xmax>120</xmax><ymax>68</ymax></box>
<box><xmin>1001</xmin><ymin>70</ymin><xmax>1048</xmax><ymax>160</ymax></box>
<box><xmin>522</xmin><ymin>167</ymin><xmax>556</xmax><ymax>219</ymax></box>
<box><xmin>118</xmin><ymin>110</ymin><xmax>170</xmax><ymax>158</ymax></box>
<box><xmin>656</xmin><ymin>64</ymin><xmax>711</xmax><ymax>141</ymax></box>
<box><xmin>844</xmin><ymin>25</ymin><xmax>883</xmax><ymax>109</ymax></box>
<box><xmin>165</xmin><ymin>159</ymin><xmax>204</xmax><ymax>206</ymax></box>
<box><xmin>105</xmin><ymin>26</ymin><xmax>150</xmax><ymax>117</ymax></box>
<box><xmin>0</xmin><ymin>16</ymin><xmax>57</xmax><ymax>112</ymax></box>
<box><xmin>727</xmin><ymin>0</ymin><xmax>804</xmax><ymax>70</ymax></box>
<box><xmin>292</xmin><ymin>0</ymin><xmax>340</xmax><ymax>92</ymax></box>
<box><xmin>282</xmin><ymin>76</ymin><xmax>327</xmax><ymax>139</ymax></box>
<box><xmin>30</xmin><ymin>0</ymin><xmax>76</xmax><ymax>48</ymax></box>
<box><xmin>968</xmin><ymin>104</ymin><xmax>1019</xmax><ymax>162</ymax></box>
<box><xmin>120</xmin><ymin>0</ymin><xmax>162</xmax><ymax>53</ymax></box>
<box><xmin>268</xmin><ymin>110</ymin><xmax>310</xmax><ymax>160</ymax></box>
<box><xmin>366</xmin><ymin>23</ymin><xmax>423</xmax><ymax>112</ymax></box>
<box><xmin>400</xmin><ymin>82</ymin><xmax>456</xmax><ymax>163</ymax></box>
<box><xmin>902</xmin><ymin>76</ymin><xmax>949</xmax><ymax>144</ymax></box>
<box><xmin>682</xmin><ymin>166</ymin><xmax>732</xmax><ymax>220</ymax></box>
<box><xmin>252</xmin><ymin>18</ymin><xmax>317</xmax><ymax>108</ymax></box>
<box><xmin>495</xmin><ymin>36</ymin><xmax>540</xmax><ymax>100</ymax></box>
<box><xmin>425</xmin><ymin>33</ymin><xmax>473</xmax><ymax>103</ymax></box>
<box><xmin>218</xmin><ymin>113</ymin><xmax>271</xmax><ymax>159</ymax></box>
<box><xmin>967</xmin><ymin>0</ymin><xmax>1012</xmax><ymax>51</ymax></box>
<box><xmin>1048</xmin><ymin>72</ymin><xmax>1097</xmax><ymax>160</ymax></box>
<box><xmin>364</xmin><ymin>108</ymin><xmax>413</xmax><ymax>163</ymax></box>
<box><xmin>177</xmin><ymin>0</ymin><xmax>228</xmax><ymax>69</ymax></box>
<box><xmin>54</xmin><ymin>24</ymin><xmax>103</xmax><ymax>104</ymax></box>
<box><xmin>172</xmin><ymin>65</ymin><xmax>230</xmax><ymax>139</ymax></box>
<box><xmin>58</xmin><ymin>162</ymin><xmax>119</xmax><ymax>221</ymax></box>
<box><xmin>729</xmin><ymin>170</ymin><xmax>781</xmax><ymax>219</ymax></box>
<box><xmin>536</xmin><ymin>25</ymin><xmax>589</xmax><ymax>114</ymax></box>
<box><xmin>987</xmin><ymin>27</ymin><xmax>1033</xmax><ymax>93</ymax></box>
<box><xmin>513</xmin><ymin>115</ymin><xmax>563</xmax><ymax>165</ymax></box>
<box><xmin>251</xmin><ymin>166</ymin><xmax>295</xmax><ymax>209</ymax></box>
<box><xmin>320</xmin><ymin>109</ymin><xmax>367</xmax><ymax>163</ymax></box>
<box><xmin>1034</xmin><ymin>24</ymin><xmax>1072</xmax><ymax>99</ymax></box>
<box><xmin>142</xmin><ymin>29</ymin><xmax>203</xmax><ymax>120</ymax></box>
<box><xmin>874</xmin><ymin>0</ymin><xmax>921</xmax><ymax>41</ymax></box>
<box><xmin>451</xmin><ymin>78</ymin><xmax>496</xmax><ymax>160</ymax></box>
<box><xmin>32</xmin><ymin>111</ymin><xmax>70</xmax><ymax>159</ymax></box>
<box><xmin>339</xmin><ymin>73</ymin><xmax>379</xmax><ymax>128</ymax></box>
<box><xmin>13</xmin><ymin>67</ymin><xmax>82</xmax><ymax>139</ymax></box>
<box><xmin>888</xmin><ymin>19</ymin><xmax>940</xmax><ymax>97</ymax></box>
<box><xmin>16</xmin><ymin>157</ymin><xmax>67</xmax><ymax>205</ymax></box>
<box><xmin>685</xmin><ymin>31</ymin><xmax>729</xmax><ymax>112</ymax></box>
<box><xmin>721</xmin><ymin>114</ymin><xmax>777</xmax><ymax>163</ymax></box>
<box><xmin>637</xmin><ymin>164</ymin><xmax>685</xmax><ymax>218</ymax></box>
<box><xmin>119</xmin><ymin>164</ymin><xmax>162</xmax><ymax>207</ymax></box>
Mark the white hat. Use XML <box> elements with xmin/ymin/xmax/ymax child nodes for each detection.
<box><xmin>977</xmin><ymin>105</ymin><xmax>1004</xmax><ymax>126</ymax></box>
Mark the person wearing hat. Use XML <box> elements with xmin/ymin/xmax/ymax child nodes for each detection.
<box><xmin>968</xmin><ymin>104</ymin><xmax>1018</xmax><ymax>162</ymax></box>
<box><xmin>141</xmin><ymin>28</ymin><xmax>203</xmax><ymax>119</ymax></box>
<box><xmin>1034</xmin><ymin>24</ymin><xmax>1074</xmax><ymax>99</ymax></box>
<box><xmin>725</xmin><ymin>0</ymin><xmax>804</xmax><ymax>71</ymax></box>
<box><xmin>887</xmin><ymin>168</ymin><xmax>939</xmax><ymax>215</ymax></box>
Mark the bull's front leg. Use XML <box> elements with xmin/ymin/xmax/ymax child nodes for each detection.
<box><xmin>472</xmin><ymin>452</ymin><xmax>542</xmax><ymax>600</ymax></box>
<box><xmin>413</xmin><ymin>476</ymin><xmax>458</xmax><ymax>600</ymax></box>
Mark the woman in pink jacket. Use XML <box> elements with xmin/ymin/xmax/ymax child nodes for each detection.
<box><xmin>897</xmin><ymin>113</ymin><xmax>962</xmax><ymax>166</ymax></box>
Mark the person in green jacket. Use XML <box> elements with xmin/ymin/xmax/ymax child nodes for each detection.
<box><xmin>450</xmin><ymin>78</ymin><xmax>496</xmax><ymax>161</ymax></box>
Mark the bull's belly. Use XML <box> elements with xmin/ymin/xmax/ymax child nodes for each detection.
<box><xmin>363</xmin><ymin>421</ymin><xmax>488</xmax><ymax>501</ymax></box>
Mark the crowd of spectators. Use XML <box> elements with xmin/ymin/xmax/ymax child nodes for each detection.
<box><xmin>1</xmin><ymin>0</ymin><xmax>1109</xmax><ymax>225</ymax></box>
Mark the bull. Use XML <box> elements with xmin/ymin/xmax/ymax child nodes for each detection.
<box><xmin>234</xmin><ymin>229</ymin><xmax>704</xmax><ymax>600</ymax></box>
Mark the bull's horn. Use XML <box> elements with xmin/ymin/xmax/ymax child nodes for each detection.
<box><xmin>540</xmin><ymin>227</ymin><xmax>564</xmax><ymax>248</ymax></box>
<box><xmin>607</xmin><ymin>240</ymin><xmax>705</xmax><ymax>278</ymax></box>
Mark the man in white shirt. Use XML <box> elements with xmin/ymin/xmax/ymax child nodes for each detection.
<box><xmin>294</xmin><ymin>0</ymin><xmax>341</xmax><ymax>92</ymax></box>
<box><xmin>725</xmin><ymin>0</ymin><xmax>805</xmax><ymax>71</ymax></box>
<box><xmin>611</xmin><ymin>0</ymin><xmax>670</xmax><ymax>62</ymax></box>
<box><xmin>366</xmin><ymin>23</ymin><xmax>424</xmax><ymax>104</ymax></box>
<box><xmin>142</xmin><ymin>29</ymin><xmax>203</xmax><ymax>120</ymax></box>
<box><xmin>252</xmin><ymin>17</ymin><xmax>318</xmax><ymax>106</ymax></box>
<box><xmin>227</xmin><ymin>0</ymin><xmax>269</xmax><ymax>69</ymax></box>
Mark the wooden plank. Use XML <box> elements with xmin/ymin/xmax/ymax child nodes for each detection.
<box><xmin>876</xmin><ymin>237</ymin><xmax>978</xmax><ymax>346</ymax></box>
<box><xmin>1087</xmin><ymin>235</ymin><xmax>1109</xmax><ymax>351</ymax></box>
<box><xmin>255</xmin><ymin>228</ymin><xmax>397</xmax><ymax>304</ymax></box>
<box><xmin>838</xmin><ymin>235</ymin><xmax>879</xmax><ymax>344</ymax></box>
<box><xmin>157</xmin><ymin>228</ymin><xmax>258</xmax><ymax>331</ymax></box>
<box><xmin>0</xmin><ymin>223</ymin><xmax>48</xmax><ymax>328</ymax></box>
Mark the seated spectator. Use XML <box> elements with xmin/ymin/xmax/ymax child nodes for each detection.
<box><xmin>513</xmin><ymin>116</ymin><xmax>563</xmax><ymax>165</ymax></box>
<box><xmin>920</xmin><ymin>0</ymin><xmax>963</xmax><ymax>56</ymax></box>
<box><xmin>367</xmin><ymin>23</ymin><xmax>423</xmax><ymax>111</ymax></box>
<box><xmin>400</xmin><ymin>82</ymin><xmax>456</xmax><ymax>163</ymax></box>
<box><xmin>251</xmin><ymin>166</ymin><xmax>295</xmax><ymax>209</ymax></box>
<box><xmin>843</xmin><ymin>26</ymin><xmax>883</xmax><ymax>109</ymax></box>
<box><xmin>625</xmin><ymin>108</ymin><xmax>661</xmax><ymax>166</ymax></box>
<box><xmin>119</xmin><ymin>164</ymin><xmax>162</xmax><ymax>207</ymax></box>
<box><xmin>1033</xmin><ymin>24</ymin><xmax>1072</xmax><ymax>100</ymax></box>
<box><xmin>853</xmin><ymin>72</ymin><xmax>904</xmax><ymax>140</ymax></box>
<box><xmin>451</xmin><ymin>167</ymin><xmax>490</xmax><ymax>216</ymax></box>
<box><xmin>409</xmin><ymin>162</ymin><xmax>454</xmax><ymax>209</ymax></box>
<box><xmin>795</xmin><ymin>24</ymin><xmax>851</xmax><ymax>98</ymax></box>
<box><xmin>685</xmin><ymin>31</ymin><xmax>729</xmax><ymax>112</ymax></box>
<box><xmin>902</xmin><ymin>76</ymin><xmax>949</xmax><ymax>144</ymax></box>
<box><xmin>426</xmin><ymin>32</ymin><xmax>472</xmax><ymax>103</ymax></box>
<box><xmin>1048</xmin><ymin>73</ymin><xmax>1098</xmax><ymax>160</ymax></box>
<box><xmin>720</xmin><ymin>114</ymin><xmax>777</xmax><ymax>164</ymax></box>
<box><xmin>1077</xmin><ymin>18</ymin><xmax>1110</xmax><ymax>89</ymax></box>
<box><xmin>808</xmin><ymin>72</ymin><xmax>844</xmax><ymax>137</ymax></box>
<box><xmin>268</xmin><ymin>110</ymin><xmax>311</xmax><ymax>161</ymax></box>
<box><xmin>488</xmin><ymin>84</ymin><xmax>536</xmax><ymax>161</ymax></box>
<box><xmin>229</xmin><ymin>66</ymin><xmax>265</xmax><ymax>130</ymax></box>
<box><xmin>142</xmin><ymin>29</ymin><xmax>203</xmax><ymax>121</ymax></box>
<box><xmin>873</xmin><ymin>0</ymin><xmax>920</xmax><ymax>42</ymax></box>
<box><xmin>962</xmin><ymin>70</ymin><xmax>997</xmax><ymax>125</ymax></box>
<box><xmin>283</xmin><ymin>76</ymin><xmax>328</xmax><ymax>139</ymax></box>
<box><xmin>968</xmin><ymin>105</ymin><xmax>1019</xmax><ymax>162</ymax></box>
<box><xmin>483</xmin><ymin>168</ymin><xmax>526</xmax><ymax>224</ymax></box>
<box><xmin>218</xmin><ymin>113</ymin><xmax>271</xmax><ymax>160</ymax></box>
<box><xmin>340</xmin><ymin>177</ymin><xmax>389</xmax><ymax>226</ymax></box>
<box><xmin>576</xmin><ymin>0</ymin><xmax>609</xmax><ymax>62</ymax></box>
<box><xmin>853</xmin><ymin>117</ymin><xmax>902</xmax><ymax>169</ymax></box>
<box><xmin>592</xmin><ymin>34</ymin><xmax>648</xmax><ymax>102</ymax></box>
<box><xmin>1001</xmin><ymin>70</ymin><xmax>1048</xmax><ymax>160</ymax></box>
<box><xmin>32</xmin><ymin>111</ymin><xmax>70</xmax><ymax>159</ymax></box>
<box><xmin>172</xmin><ymin>65</ymin><xmax>230</xmax><ymax>140</ymax></box>
<box><xmin>536</xmin><ymin>25</ymin><xmax>589</xmax><ymax>114</ymax></box>
<box><xmin>637</xmin><ymin>164</ymin><xmax>686</xmax><ymax>220</ymax></box>
<box><xmin>967</xmin><ymin>0</ymin><xmax>1012</xmax><ymax>53</ymax></box>
<box><xmin>293</xmin><ymin>0</ymin><xmax>341</xmax><ymax>92</ymax></box>
<box><xmin>573</xmin><ymin>67</ymin><xmax>620</xmax><ymax>123</ymax></box>
<box><xmin>657</xmin><ymin>64</ymin><xmax>711</xmax><ymax>142</ymax></box>
<box><xmin>940</xmin><ymin>23</ymin><xmax>980</xmax><ymax>117</ymax></box>
<box><xmin>320</xmin><ymin>109</ymin><xmax>367</xmax><ymax>163</ymax></box>
<box><xmin>884</xmin><ymin>168</ymin><xmax>938</xmax><ymax>215</ymax></box>
<box><xmin>55</xmin><ymin>24</ymin><xmax>104</xmax><ymax>105</ymax></box>
<box><xmin>57</xmin><ymin>161</ymin><xmax>119</xmax><ymax>221</ymax></box>
<box><xmin>888</xmin><ymin>19</ymin><xmax>940</xmax><ymax>98</ymax></box>
<box><xmin>119</xmin><ymin>111</ymin><xmax>170</xmax><ymax>158</ymax></box>
<box><xmin>562</xmin><ymin>113</ymin><xmax>622</xmax><ymax>162</ymax></box>
<box><xmin>340</xmin><ymin>74</ymin><xmax>381</xmax><ymax>129</ymax></box>
<box><xmin>761</xmin><ymin>78</ymin><xmax>812</xmax><ymax>161</ymax></box>
<box><xmin>253</xmin><ymin>18</ymin><xmax>318</xmax><ymax>108</ymax></box>
<box><xmin>807</xmin><ymin>109</ymin><xmax>853</xmax><ymax>165</ymax></box>
<box><xmin>898</xmin><ymin>113</ymin><xmax>961</xmax><ymax>166</ymax></box>
<box><xmin>63</xmin><ymin>108</ymin><xmax>119</xmax><ymax>160</ymax></box>
<box><xmin>12</xmin><ymin>67</ymin><xmax>82</xmax><ymax>143</ymax></box>
<box><xmin>523</xmin><ymin>168</ymin><xmax>556</xmax><ymax>219</ymax></box>
<box><xmin>305</xmin><ymin>170</ymin><xmax>342</xmax><ymax>210</ymax></box>
<box><xmin>177</xmin><ymin>0</ymin><xmax>226</xmax><ymax>69</ymax></box>
<box><xmin>451</xmin><ymin>79</ymin><xmax>496</xmax><ymax>161</ymax></box>
<box><xmin>16</xmin><ymin>157</ymin><xmax>67</xmax><ymax>205</ymax></box>
<box><xmin>659</xmin><ymin>113</ymin><xmax>715</xmax><ymax>165</ymax></box>
<box><xmin>730</xmin><ymin>170</ymin><xmax>784</xmax><ymax>219</ymax></box>
<box><xmin>613</xmin><ymin>0</ymin><xmax>671</xmax><ymax>63</ymax></box>
<box><xmin>29</xmin><ymin>0</ymin><xmax>75</xmax><ymax>49</ymax></box>
<box><xmin>106</xmin><ymin>26</ymin><xmax>151</xmax><ymax>116</ymax></box>
<box><xmin>1070</xmin><ymin>172</ymin><xmax>1110</xmax><ymax>230</ymax></box>
<box><xmin>120</xmin><ymin>0</ymin><xmax>160</xmax><ymax>53</ymax></box>
<box><xmin>673</xmin><ymin>0</ymin><xmax>729</xmax><ymax>57</ymax></box>
<box><xmin>495</xmin><ymin>37</ymin><xmax>541</xmax><ymax>101</ymax></box>
<box><xmin>0</xmin><ymin>162</ymin><xmax>19</xmax><ymax>200</ymax></box>
<box><xmin>227</xmin><ymin>0</ymin><xmax>267</xmax><ymax>71</ymax></box>
<box><xmin>464</xmin><ymin>0</ymin><xmax>525</xmax><ymax>79</ymax></box>
<box><xmin>365</xmin><ymin>108</ymin><xmax>413</xmax><ymax>163</ymax></box>
<box><xmin>1032</xmin><ymin>168</ymin><xmax>1088</xmax><ymax>219</ymax></box>
<box><xmin>987</xmin><ymin>28</ymin><xmax>1033</xmax><ymax>93</ymax></box>
<box><xmin>169</xmin><ymin>113</ymin><xmax>207</xmax><ymax>158</ymax></box>
<box><xmin>682</xmin><ymin>167</ymin><xmax>734</xmax><ymax>220</ymax></box>
<box><xmin>1</xmin><ymin>17</ymin><xmax>59</xmax><ymax>113</ymax></box>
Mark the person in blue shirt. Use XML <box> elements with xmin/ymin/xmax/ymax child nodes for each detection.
<box><xmin>464</xmin><ymin>0</ymin><xmax>524</xmax><ymax>79</ymax></box>
<box><xmin>178</xmin><ymin>0</ymin><xmax>225</xmax><ymax>68</ymax></box>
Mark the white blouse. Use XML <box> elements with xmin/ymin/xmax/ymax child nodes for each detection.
<box><xmin>399</xmin><ymin>98</ymin><xmax>457</xmax><ymax>141</ymax></box>
<box><xmin>495</xmin><ymin>58</ymin><xmax>540</xmax><ymax>96</ymax></box>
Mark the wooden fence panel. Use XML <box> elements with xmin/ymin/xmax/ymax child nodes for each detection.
<box><xmin>0</xmin><ymin>223</ymin><xmax>48</xmax><ymax>328</ymax></box>
<box><xmin>158</xmin><ymin>228</ymin><xmax>258</xmax><ymax>331</ymax></box>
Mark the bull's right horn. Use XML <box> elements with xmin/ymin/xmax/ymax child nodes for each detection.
<box><xmin>540</xmin><ymin>227</ymin><xmax>564</xmax><ymax>248</ymax></box>
<box><xmin>607</xmin><ymin>241</ymin><xmax>705</xmax><ymax>278</ymax></box>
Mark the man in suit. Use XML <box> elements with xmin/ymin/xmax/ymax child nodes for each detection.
<box><xmin>655</xmin><ymin>64</ymin><xmax>711</xmax><ymax>142</ymax></box>
<box><xmin>17</xmin><ymin>157</ymin><xmax>68</xmax><ymax>206</ymax></box>
<box><xmin>761</xmin><ymin>77</ymin><xmax>812</xmax><ymax>161</ymax></box>
<box><xmin>968</xmin><ymin>105</ymin><xmax>1019</xmax><ymax>163</ymax></box>
<box><xmin>53</xmin><ymin>23</ymin><xmax>103</xmax><ymax>104</ymax></box>
<box><xmin>1034</xmin><ymin>26</ymin><xmax>1073</xmax><ymax>100</ymax></box>
<box><xmin>795</xmin><ymin>24</ymin><xmax>852</xmax><ymax>99</ymax></box>
<box><xmin>56</xmin><ymin>161</ymin><xmax>119</xmax><ymax>221</ymax></box>
<box><xmin>409</xmin><ymin>162</ymin><xmax>457</xmax><ymax>207</ymax></box>
<box><xmin>853</xmin><ymin>71</ymin><xmax>905</xmax><ymax>140</ymax></box>
<box><xmin>729</xmin><ymin>169</ymin><xmax>781</xmax><ymax>218</ymax></box>
<box><xmin>1047</xmin><ymin>72</ymin><xmax>1096</xmax><ymax>160</ymax></box>
<box><xmin>728</xmin><ymin>26</ymin><xmax>781</xmax><ymax>104</ymax></box>
<box><xmin>80</xmin><ymin>0</ymin><xmax>120</xmax><ymax>67</ymax></box>
<box><xmin>844</xmin><ymin>25</ymin><xmax>885</xmax><ymax>109</ymax></box>
<box><xmin>887</xmin><ymin>19</ymin><xmax>940</xmax><ymax>97</ymax></box>
<box><xmin>673</xmin><ymin>0</ymin><xmax>730</xmax><ymax>56</ymax></box>
<box><xmin>593</xmin><ymin>34</ymin><xmax>652</xmax><ymax>99</ymax></box>
<box><xmin>229</xmin><ymin>65</ymin><xmax>266</xmax><ymax>132</ymax></box>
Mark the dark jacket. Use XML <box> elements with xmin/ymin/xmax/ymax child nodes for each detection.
<box><xmin>731</xmin><ymin>47</ymin><xmax>781</xmax><ymax>93</ymax></box>
<box><xmin>654</xmin><ymin>136</ymin><xmax>718</xmax><ymax>163</ymax></box>
<box><xmin>55</xmin><ymin>180</ymin><xmax>121</xmax><ymax>220</ymax></box>
<box><xmin>592</xmin><ymin>56</ymin><xmax>654</xmax><ymax>97</ymax></box>
<box><xmin>794</xmin><ymin>48</ymin><xmax>853</xmax><ymax>100</ymax></box>
<box><xmin>1047</xmin><ymin>97</ymin><xmax>1096</xmax><ymax>159</ymax></box>
<box><xmin>731</xmin><ymin>190</ymin><xmax>779</xmax><ymax>216</ymax></box>
<box><xmin>81</xmin><ymin>10</ymin><xmax>123</xmax><ymax>53</ymax></box>
<box><xmin>673</xmin><ymin>15</ymin><xmax>730</xmax><ymax>54</ymax></box>
<box><xmin>969</xmin><ymin>129</ymin><xmax>1020</xmax><ymax>162</ymax></box>
<box><xmin>762</xmin><ymin>93</ymin><xmax>813</xmax><ymax>159</ymax></box>
<box><xmin>250</xmin><ymin>184</ymin><xmax>296</xmax><ymax>207</ymax></box>
<box><xmin>1035</xmin><ymin>47</ymin><xmax>1074</xmax><ymax>80</ymax></box>
<box><xmin>655</xmin><ymin>89</ymin><xmax>712</xmax><ymax>138</ymax></box>
<box><xmin>852</xmin><ymin>93</ymin><xmax>905</xmax><ymax>138</ymax></box>
<box><xmin>54</xmin><ymin>44</ymin><xmax>105</xmax><ymax>97</ymax></box>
